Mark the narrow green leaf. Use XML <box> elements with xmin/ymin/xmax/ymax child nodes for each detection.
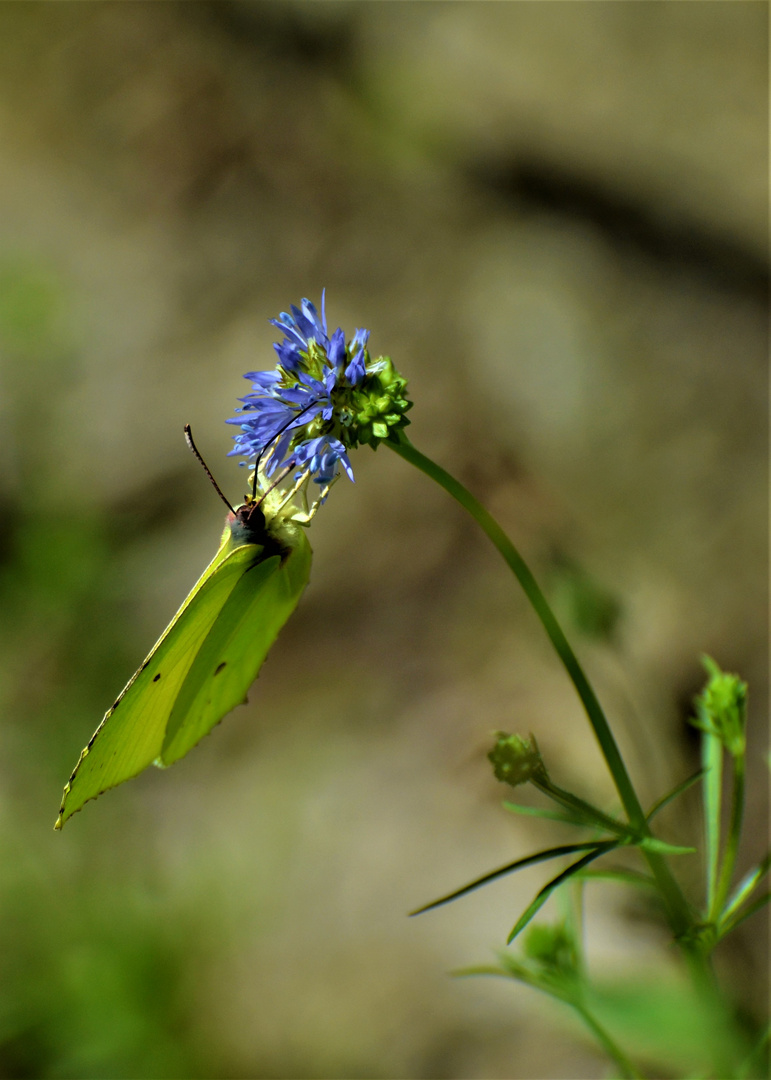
<box><xmin>532</xmin><ymin>780</ymin><xmax>627</xmax><ymax>834</ymax></box>
<box><xmin>721</xmin><ymin>850</ymin><xmax>771</xmax><ymax>924</ymax></box>
<box><xmin>574</xmin><ymin>867</ymin><xmax>658</xmax><ymax>889</ymax></box>
<box><xmin>637</xmin><ymin>837</ymin><xmax>695</xmax><ymax>856</ymax></box>
<box><xmin>646</xmin><ymin>768</ymin><xmax>706</xmax><ymax>822</ymax></box>
<box><xmin>718</xmin><ymin>890</ymin><xmax>770</xmax><ymax>939</ymax></box>
<box><xmin>454</xmin><ymin>962</ymin><xmax>575</xmax><ymax>1007</ymax></box>
<box><xmin>506</xmin><ymin>843</ymin><xmax>618</xmax><ymax>944</ymax></box>
<box><xmin>410</xmin><ymin>842</ymin><xmax>603</xmax><ymax>916</ymax></box>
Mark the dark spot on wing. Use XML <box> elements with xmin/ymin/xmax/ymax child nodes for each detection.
<box><xmin>214</xmin><ymin>662</ymin><xmax>227</xmax><ymax>676</ymax></box>
<box><xmin>140</xmin><ymin>660</ymin><xmax>149</xmax><ymax>672</ymax></box>
<box><xmin>153</xmin><ymin>673</ymin><xmax>162</xmax><ymax>682</ymax></box>
<box><xmin>112</xmin><ymin>699</ymin><xmax>120</xmax><ymax>710</ymax></box>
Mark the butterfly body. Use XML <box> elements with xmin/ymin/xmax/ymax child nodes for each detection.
<box><xmin>55</xmin><ymin>494</ymin><xmax>312</xmax><ymax>828</ymax></box>
<box><xmin>227</xmin><ymin>499</ymin><xmax>289</xmax><ymax>557</ymax></box>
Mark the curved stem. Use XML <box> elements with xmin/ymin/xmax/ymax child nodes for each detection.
<box><xmin>387</xmin><ymin>433</ymin><xmax>695</xmax><ymax>937</ymax></box>
<box><xmin>572</xmin><ymin>1001</ymin><xmax>645</xmax><ymax>1080</ymax></box>
<box><xmin>389</xmin><ymin>436</ymin><xmax>640</xmax><ymax>816</ymax></box>
<box><xmin>532</xmin><ymin>777</ymin><xmax>629</xmax><ymax>835</ymax></box>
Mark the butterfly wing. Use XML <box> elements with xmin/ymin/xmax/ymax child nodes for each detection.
<box><xmin>56</xmin><ymin>529</ymin><xmax>311</xmax><ymax>828</ymax></box>
<box><xmin>161</xmin><ymin>529</ymin><xmax>311</xmax><ymax>765</ymax></box>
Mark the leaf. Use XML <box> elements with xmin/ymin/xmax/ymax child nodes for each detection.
<box><xmin>452</xmin><ymin>961</ymin><xmax>571</xmax><ymax>1001</ymax></box>
<box><xmin>637</xmin><ymin>837</ymin><xmax>696</xmax><ymax>856</ymax></box>
<box><xmin>718</xmin><ymin>889</ymin><xmax>770</xmax><ymax>939</ymax></box>
<box><xmin>645</xmin><ymin>768</ymin><xmax>706</xmax><ymax>822</ymax></box>
<box><xmin>719</xmin><ymin>850</ymin><xmax>771</xmax><ymax>926</ymax></box>
<box><xmin>506</xmin><ymin>842</ymin><xmax>618</xmax><ymax>944</ymax></box>
<box><xmin>530</xmin><ymin>783</ymin><xmax>627</xmax><ymax>835</ymax></box>
<box><xmin>409</xmin><ymin>842</ymin><xmax>605</xmax><ymax>916</ymax></box>
<box><xmin>573</xmin><ymin>867</ymin><xmax>658</xmax><ymax>890</ymax></box>
<box><xmin>56</xmin><ymin>498</ymin><xmax>312</xmax><ymax>828</ymax></box>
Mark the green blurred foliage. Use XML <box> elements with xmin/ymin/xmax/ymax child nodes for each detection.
<box><xmin>546</xmin><ymin>554</ymin><xmax>622</xmax><ymax>644</ymax></box>
<box><xmin>0</xmin><ymin>262</ymin><xmax>199</xmax><ymax>1078</ymax></box>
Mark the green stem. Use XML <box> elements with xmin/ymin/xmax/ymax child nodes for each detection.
<box><xmin>737</xmin><ymin>1021</ymin><xmax>770</xmax><ymax>1080</ymax></box>
<box><xmin>572</xmin><ymin>1001</ymin><xmax>645</xmax><ymax>1080</ymax></box>
<box><xmin>712</xmin><ymin>752</ymin><xmax>745</xmax><ymax>923</ymax></box>
<box><xmin>532</xmin><ymin>777</ymin><xmax>628</xmax><ymax>835</ymax></box>
<box><xmin>387</xmin><ymin>434</ymin><xmax>694</xmax><ymax>936</ymax></box>
<box><xmin>388</xmin><ymin>435</ymin><xmax>641</xmax><ymax>816</ymax></box>
<box><xmin>702</xmin><ymin>730</ymin><xmax>723</xmax><ymax>917</ymax></box>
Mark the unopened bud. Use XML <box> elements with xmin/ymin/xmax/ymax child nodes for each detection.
<box><xmin>488</xmin><ymin>732</ymin><xmax>548</xmax><ymax>787</ymax></box>
<box><xmin>692</xmin><ymin>656</ymin><xmax>747</xmax><ymax>758</ymax></box>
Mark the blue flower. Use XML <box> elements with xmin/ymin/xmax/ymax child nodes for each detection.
<box><xmin>269</xmin><ymin>295</ymin><xmax>329</xmax><ymax>372</ymax></box>
<box><xmin>228</xmin><ymin>292</ymin><xmax>411</xmax><ymax>488</ymax></box>
<box><xmin>292</xmin><ymin>436</ymin><xmax>354</xmax><ymax>485</ymax></box>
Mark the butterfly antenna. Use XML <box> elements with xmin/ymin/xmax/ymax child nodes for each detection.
<box><xmin>184</xmin><ymin>424</ymin><xmax>236</xmax><ymax>514</ymax></box>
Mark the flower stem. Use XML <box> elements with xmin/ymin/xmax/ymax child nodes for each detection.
<box><xmin>702</xmin><ymin>729</ymin><xmax>723</xmax><ymax>918</ymax></box>
<box><xmin>387</xmin><ymin>433</ymin><xmax>694</xmax><ymax>936</ymax></box>
<box><xmin>712</xmin><ymin>752</ymin><xmax>746</xmax><ymax>923</ymax></box>
<box><xmin>531</xmin><ymin>777</ymin><xmax>628</xmax><ymax>834</ymax></box>
<box><xmin>572</xmin><ymin>1001</ymin><xmax>645</xmax><ymax>1080</ymax></box>
<box><xmin>389</xmin><ymin>437</ymin><xmax>640</xmax><ymax>815</ymax></box>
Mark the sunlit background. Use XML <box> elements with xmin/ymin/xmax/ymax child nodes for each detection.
<box><xmin>0</xmin><ymin>4</ymin><xmax>767</xmax><ymax>1077</ymax></box>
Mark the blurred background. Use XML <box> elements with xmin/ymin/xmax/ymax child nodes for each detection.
<box><xmin>0</xmin><ymin>3</ymin><xmax>767</xmax><ymax>1077</ymax></box>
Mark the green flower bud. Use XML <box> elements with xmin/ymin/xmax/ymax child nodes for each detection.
<box><xmin>523</xmin><ymin>921</ymin><xmax>578</xmax><ymax>978</ymax></box>
<box><xmin>488</xmin><ymin>732</ymin><xmax>548</xmax><ymax>787</ymax></box>
<box><xmin>691</xmin><ymin>656</ymin><xmax>747</xmax><ymax>758</ymax></box>
<box><xmin>349</xmin><ymin>356</ymin><xmax>412</xmax><ymax>449</ymax></box>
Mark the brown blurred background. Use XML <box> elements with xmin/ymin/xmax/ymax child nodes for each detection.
<box><xmin>0</xmin><ymin>3</ymin><xmax>767</xmax><ymax>1077</ymax></box>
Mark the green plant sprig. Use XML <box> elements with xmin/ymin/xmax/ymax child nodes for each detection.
<box><xmin>387</xmin><ymin>431</ymin><xmax>698</xmax><ymax>944</ymax></box>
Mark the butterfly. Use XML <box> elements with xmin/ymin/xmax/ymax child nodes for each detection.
<box><xmin>55</xmin><ymin>426</ymin><xmax>314</xmax><ymax>828</ymax></box>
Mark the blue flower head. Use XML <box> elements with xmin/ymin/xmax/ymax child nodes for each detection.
<box><xmin>228</xmin><ymin>291</ymin><xmax>410</xmax><ymax>490</ymax></box>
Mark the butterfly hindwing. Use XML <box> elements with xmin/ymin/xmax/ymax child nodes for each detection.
<box><xmin>161</xmin><ymin>532</ymin><xmax>311</xmax><ymax>765</ymax></box>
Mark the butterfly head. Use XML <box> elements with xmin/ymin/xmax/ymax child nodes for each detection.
<box><xmin>227</xmin><ymin>486</ymin><xmax>307</xmax><ymax>561</ymax></box>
